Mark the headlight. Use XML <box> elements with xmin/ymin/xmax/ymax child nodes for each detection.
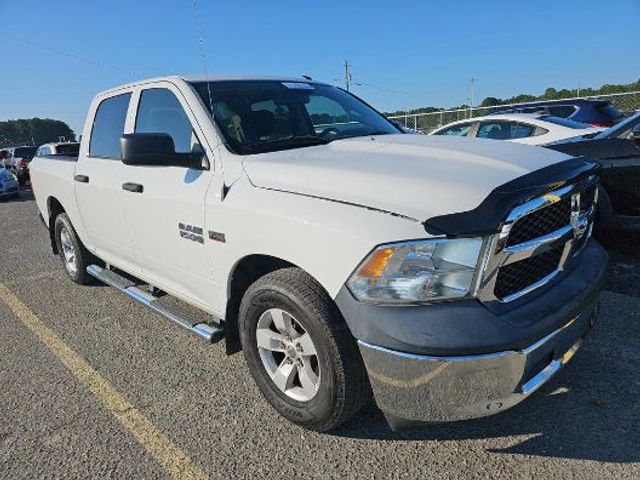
<box><xmin>347</xmin><ymin>238</ymin><xmax>485</xmax><ymax>304</ymax></box>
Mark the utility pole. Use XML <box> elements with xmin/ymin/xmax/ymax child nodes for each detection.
<box><xmin>344</xmin><ymin>60</ymin><xmax>351</xmax><ymax>92</ymax></box>
<box><xmin>469</xmin><ymin>78</ymin><xmax>478</xmax><ymax>118</ymax></box>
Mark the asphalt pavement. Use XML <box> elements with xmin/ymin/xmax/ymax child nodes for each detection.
<box><xmin>1</xmin><ymin>190</ymin><xmax>639</xmax><ymax>479</ymax></box>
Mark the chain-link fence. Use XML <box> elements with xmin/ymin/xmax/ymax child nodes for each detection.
<box><xmin>388</xmin><ymin>91</ymin><xmax>640</xmax><ymax>133</ymax></box>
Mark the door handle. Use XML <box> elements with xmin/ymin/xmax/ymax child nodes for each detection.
<box><xmin>122</xmin><ymin>182</ymin><xmax>144</xmax><ymax>193</ymax></box>
<box><xmin>74</xmin><ymin>175</ymin><xmax>89</xmax><ymax>183</ymax></box>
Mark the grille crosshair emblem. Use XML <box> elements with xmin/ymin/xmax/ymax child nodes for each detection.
<box><xmin>570</xmin><ymin>192</ymin><xmax>589</xmax><ymax>242</ymax></box>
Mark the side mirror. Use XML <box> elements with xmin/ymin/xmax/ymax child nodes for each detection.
<box><xmin>120</xmin><ymin>133</ymin><xmax>203</xmax><ymax>169</ymax></box>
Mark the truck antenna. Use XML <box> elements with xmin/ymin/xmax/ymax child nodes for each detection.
<box><xmin>193</xmin><ymin>0</ymin><xmax>214</xmax><ymax>115</ymax></box>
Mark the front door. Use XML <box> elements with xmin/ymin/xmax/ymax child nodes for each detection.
<box><xmin>121</xmin><ymin>85</ymin><xmax>215</xmax><ymax>305</ymax></box>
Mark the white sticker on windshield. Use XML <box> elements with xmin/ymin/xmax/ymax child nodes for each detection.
<box><xmin>281</xmin><ymin>82</ymin><xmax>315</xmax><ymax>90</ymax></box>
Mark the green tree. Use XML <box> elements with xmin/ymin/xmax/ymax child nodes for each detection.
<box><xmin>0</xmin><ymin>118</ymin><xmax>75</xmax><ymax>146</ymax></box>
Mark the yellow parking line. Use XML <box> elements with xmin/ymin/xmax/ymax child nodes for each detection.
<box><xmin>0</xmin><ymin>282</ymin><xmax>209</xmax><ymax>480</ymax></box>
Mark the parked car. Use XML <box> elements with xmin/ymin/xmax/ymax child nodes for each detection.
<box><xmin>547</xmin><ymin>111</ymin><xmax>640</xmax><ymax>230</ymax></box>
<box><xmin>36</xmin><ymin>141</ymin><xmax>80</xmax><ymax>156</ymax></box>
<box><xmin>6</xmin><ymin>145</ymin><xmax>38</xmax><ymax>185</ymax></box>
<box><xmin>0</xmin><ymin>164</ymin><xmax>20</xmax><ymax>200</ymax></box>
<box><xmin>430</xmin><ymin>113</ymin><xmax>603</xmax><ymax>145</ymax></box>
<box><xmin>489</xmin><ymin>99</ymin><xmax>623</xmax><ymax>127</ymax></box>
<box><xmin>31</xmin><ymin>75</ymin><xmax>606</xmax><ymax>432</ymax></box>
<box><xmin>0</xmin><ymin>149</ymin><xmax>10</xmax><ymax>168</ymax></box>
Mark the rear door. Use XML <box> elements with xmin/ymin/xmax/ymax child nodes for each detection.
<box><xmin>75</xmin><ymin>92</ymin><xmax>139</xmax><ymax>272</ymax></box>
<box><xmin>121</xmin><ymin>83</ymin><xmax>215</xmax><ymax>305</ymax></box>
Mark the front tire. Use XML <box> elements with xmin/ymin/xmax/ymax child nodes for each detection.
<box><xmin>54</xmin><ymin>213</ymin><xmax>94</xmax><ymax>285</ymax></box>
<box><xmin>239</xmin><ymin>267</ymin><xmax>369</xmax><ymax>432</ymax></box>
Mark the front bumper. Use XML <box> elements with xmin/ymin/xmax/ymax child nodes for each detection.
<box><xmin>359</xmin><ymin>300</ymin><xmax>597</xmax><ymax>430</ymax></box>
<box><xmin>335</xmin><ymin>240</ymin><xmax>607</xmax><ymax>430</ymax></box>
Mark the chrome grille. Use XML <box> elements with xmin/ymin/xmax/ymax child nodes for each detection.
<box><xmin>478</xmin><ymin>175</ymin><xmax>598</xmax><ymax>303</ymax></box>
<box><xmin>506</xmin><ymin>197</ymin><xmax>572</xmax><ymax>246</ymax></box>
<box><xmin>494</xmin><ymin>246</ymin><xmax>564</xmax><ymax>300</ymax></box>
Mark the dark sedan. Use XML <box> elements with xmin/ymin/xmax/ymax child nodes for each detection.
<box><xmin>547</xmin><ymin>111</ymin><xmax>640</xmax><ymax>231</ymax></box>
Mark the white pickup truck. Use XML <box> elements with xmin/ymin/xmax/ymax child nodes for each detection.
<box><xmin>31</xmin><ymin>75</ymin><xmax>607</xmax><ymax>431</ymax></box>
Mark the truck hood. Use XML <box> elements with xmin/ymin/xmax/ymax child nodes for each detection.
<box><xmin>242</xmin><ymin>134</ymin><xmax>572</xmax><ymax>221</ymax></box>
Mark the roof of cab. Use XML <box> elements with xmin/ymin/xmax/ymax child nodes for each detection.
<box><xmin>95</xmin><ymin>74</ymin><xmax>325</xmax><ymax>98</ymax></box>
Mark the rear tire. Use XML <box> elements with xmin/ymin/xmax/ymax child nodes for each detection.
<box><xmin>54</xmin><ymin>213</ymin><xmax>95</xmax><ymax>285</ymax></box>
<box><xmin>239</xmin><ymin>267</ymin><xmax>369</xmax><ymax>432</ymax></box>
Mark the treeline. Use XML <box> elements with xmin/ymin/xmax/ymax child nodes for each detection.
<box><xmin>384</xmin><ymin>79</ymin><xmax>640</xmax><ymax>117</ymax></box>
<box><xmin>0</xmin><ymin>118</ymin><xmax>75</xmax><ymax>147</ymax></box>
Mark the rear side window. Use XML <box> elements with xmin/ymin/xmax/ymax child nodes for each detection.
<box><xmin>477</xmin><ymin>121</ymin><xmax>536</xmax><ymax>140</ymax></box>
<box><xmin>512</xmin><ymin>123</ymin><xmax>536</xmax><ymax>138</ymax></box>
<box><xmin>135</xmin><ymin>88</ymin><xmax>193</xmax><ymax>153</ymax></box>
<box><xmin>435</xmin><ymin>123</ymin><xmax>473</xmax><ymax>136</ymax></box>
<box><xmin>89</xmin><ymin>93</ymin><xmax>131</xmax><ymax>158</ymax></box>
<box><xmin>477</xmin><ymin>121</ymin><xmax>511</xmax><ymax>139</ymax></box>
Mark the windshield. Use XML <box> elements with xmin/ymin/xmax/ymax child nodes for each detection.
<box><xmin>190</xmin><ymin>80</ymin><xmax>398</xmax><ymax>154</ymax></box>
<box><xmin>594</xmin><ymin>111</ymin><xmax>640</xmax><ymax>139</ymax></box>
<box><xmin>537</xmin><ymin>115</ymin><xmax>592</xmax><ymax>129</ymax></box>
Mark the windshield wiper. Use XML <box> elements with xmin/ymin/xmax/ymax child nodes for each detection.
<box><xmin>364</xmin><ymin>131</ymin><xmax>393</xmax><ymax>136</ymax></box>
<box><xmin>242</xmin><ymin>136</ymin><xmax>332</xmax><ymax>153</ymax></box>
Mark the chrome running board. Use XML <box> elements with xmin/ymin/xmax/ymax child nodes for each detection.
<box><xmin>86</xmin><ymin>264</ymin><xmax>224</xmax><ymax>343</ymax></box>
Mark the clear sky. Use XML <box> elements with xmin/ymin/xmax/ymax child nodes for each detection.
<box><xmin>1</xmin><ymin>0</ymin><xmax>638</xmax><ymax>135</ymax></box>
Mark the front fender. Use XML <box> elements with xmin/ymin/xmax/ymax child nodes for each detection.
<box><xmin>205</xmin><ymin>175</ymin><xmax>429</xmax><ymax>315</ymax></box>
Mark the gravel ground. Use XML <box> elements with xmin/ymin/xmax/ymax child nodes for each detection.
<box><xmin>0</xmin><ymin>190</ymin><xmax>638</xmax><ymax>479</ymax></box>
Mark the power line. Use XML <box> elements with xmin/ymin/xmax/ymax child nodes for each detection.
<box><xmin>352</xmin><ymin>79</ymin><xmax>467</xmax><ymax>97</ymax></box>
<box><xmin>6</xmin><ymin>32</ymin><xmax>142</xmax><ymax>78</ymax></box>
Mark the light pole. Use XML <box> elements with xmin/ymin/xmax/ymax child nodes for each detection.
<box><xmin>469</xmin><ymin>78</ymin><xmax>478</xmax><ymax>118</ymax></box>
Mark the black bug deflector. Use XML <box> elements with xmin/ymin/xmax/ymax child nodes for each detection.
<box><xmin>423</xmin><ymin>157</ymin><xmax>600</xmax><ymax>237</ymax></box>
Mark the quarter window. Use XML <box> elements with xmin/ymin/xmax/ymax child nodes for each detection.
<box><xmin>89</xmin><ymin>93</ymin><xmax>131</xmax><ymax>158</ymax></box>
<box><xmin>135</xmin><ymin>88</ymin><xmax>194</xmax><ymax>153</ymax></box>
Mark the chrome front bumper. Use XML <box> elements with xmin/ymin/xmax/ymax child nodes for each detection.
<box><xmin>359</xmin><ymin>300</ymin><xmax>598</xmax><ymax>430</ymax></box>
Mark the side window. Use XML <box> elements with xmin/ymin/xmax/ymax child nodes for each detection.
<box><xmin>89</xmin><ymin>93</ymin><xmax>131</xmax><ymax>158</ymax></box>
<box><xmin>135</xmin><ymin>88</ymin><xmax>194</xmax><ymax>153</ymax></box>
<box><xmin>436</xmin><ymin>123</ymin><xmax>472</xmax><ymax>136</ymax></box>
<box><xmin>478</xmin><ymin>121</ymin><xmax>536</xmax><ymax>140</ymax></box>
<box><xmin>40</xmin><ymin>146</ymin><xmax>50</xmax><ymax>155</ymax></box>
<box><xmin>477</xmin><ymin>122</ymin><xmax>512</xmax><ymax>140</ymax></box>
<box><xmin>511</xmin><ymin>123</ymin><xmax>536</xmax><ymax>138</ymax></box>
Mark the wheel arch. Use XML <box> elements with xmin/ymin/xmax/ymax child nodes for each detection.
<box><xmin>224</xmin><ymin>254</ymin><xmax>315</xmax><ymax>355</ymax></box>
<box><xmin>46</xmin><ymin>196</ymin><xmax>66</xmax><ymax>254</ymax></box>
